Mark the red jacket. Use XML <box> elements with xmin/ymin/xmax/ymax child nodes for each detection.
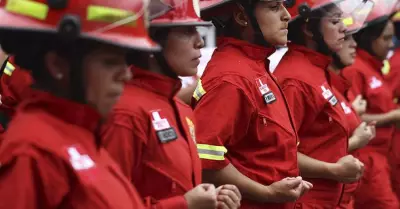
<box><xmin>102</xmin><ymin>68</ymin><xmax>201</xmax><ymax>209</ymax></box>
<box><xmin>0</xmin><ymin>56</ymin><xmax>33</xmax><ymax>118</ymax></box>
<box><xmin>330</xmin><ymin>72</ymin><xmax>362</xmax><ymax>209</ymax></box>
<box><xmin>341</xmin><ymin>49</ymin><xmax>396</xmax><ymax>152</ymax></box>
<box><xmin>0</xmin><ymin>91</ymin><xmax>145</xmax><ymax>209</ymax></box>
<box><xmin>192</xmin><ymin>37</ymin><xmax>299</xmax><ymax>209</ymax></box>
<box><xmin>274</xmin><ymin>43</ymin><xmax>351</xmax><ymax>207</ymax></box>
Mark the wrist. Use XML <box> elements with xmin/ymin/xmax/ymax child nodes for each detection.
<box><xmin>261</xmin><ymin>185</ymin><xmax>276</xmax><ymax>203</ymax></box>
<box><xmin>325</xmin><ymin>162</ymin><xmax>341</xmax><ymax>180</ymax></box>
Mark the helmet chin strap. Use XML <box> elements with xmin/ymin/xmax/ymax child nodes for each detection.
<box><xmin>238</xmin><ymin>1</ymin><xmax>270</xmax><ymax>46</ymax></box>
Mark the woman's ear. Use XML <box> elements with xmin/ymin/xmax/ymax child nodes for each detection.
<box><xmin>233</xmin><ymin>3</ymin><xmax>249</xmax><ymax>27</ymax></box>
<box><xmin>44</xmin><ymin>51</ymin><xmax>69</xmax><ymax>81</ymax></box>
<box><xmin>302</xmin><ymin>22</ymin><xmax>314</xmax><ymax>39</ymax></box>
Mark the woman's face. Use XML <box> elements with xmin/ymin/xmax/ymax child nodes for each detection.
<box><xmin>336</xmin><ymin>34</ymin><xmax>357</xmax><ymax>66</ymax></box>
<box><xmin>254</xmin><ymin>1</ymin><xmax>291</xmax><ymax>46</ymax></box>
<box><xmin>320</xmin><ymin>6</ymin><xmax>346</xmax><ymax>52</ymax></box>
<box><xmin>371</xmin><ymin>20</ymin><xmax>395</xmax><ymax>61</ymax></box>
<box><xmin>83</xmin><ymin>45</ymin><xmax>132</xmax><ymax>117</ymax></box>
<box><xmin>163</xmin><ymin>26</ymin><xmax>205</xmax><ymax>77</ymax></box>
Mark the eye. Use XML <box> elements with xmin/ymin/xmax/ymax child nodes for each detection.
<box><xmin>270</xmin><ymin>2</ymin><xmax>281</xmax><ymax>11</ymax></box>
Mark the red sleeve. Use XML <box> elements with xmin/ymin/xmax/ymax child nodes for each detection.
<box><xmin>102</xmin><ymin>113</ymin><xmax>145</xmax><ymax>181</ymax></box>
<box><xmin>280</xmin><ymin>80</ymin><xmax>318</xmax><ymax>132</ymax></box>
<box><xmin>193</xmin><ymin>81</ymin><xmax>254</xmax><ymax>170</ymax></box>
<box><xmin>0</xmin><ymin>149</ymin><xmax>70</xmax><ymax>209</ymax></box>
<box><xmin>341</xmin><ymin>68</ymin><xmax>366</xmax><ymax>102</ymax></box>
<box><xmin>102</xmin><ymin>114</ymin><xmax>189</xmax><ymax>209</ymax></box>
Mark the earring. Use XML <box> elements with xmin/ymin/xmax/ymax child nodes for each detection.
<box><xmin>56</xmin><ymin>73</ymin><xmax>63</xmax><ymax>80</ymax></box>
<box><xmin>244</xmin><ymin>22</ymin><xmax>248</xmax><ymax>26</ymax></box>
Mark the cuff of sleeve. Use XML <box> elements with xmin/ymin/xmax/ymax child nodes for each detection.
<box><xmin>201</xmin><ymin>158</ymin><xmax>230</xmax><ymax>170</ymax></box>
<box><xmin>157</xmin><ymin>196</ymin><xmax>188</xmax><ymax>209</ymax></box>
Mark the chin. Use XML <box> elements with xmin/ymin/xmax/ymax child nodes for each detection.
<box><xmin>267</xmin><ymin>37</ymin><xmax>288</xmax><ymax>47</ymax></box>
<box><xmin>178</xmin><ymin>67</ymin><xmax>198</xmax><ymax>77</ymax></box>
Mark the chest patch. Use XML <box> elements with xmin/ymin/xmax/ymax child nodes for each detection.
<box><xmin>151</xmin><ymin>110</ymin><xmax>178</xmax><ymax>143</ymax></box>
<box><xmin>256</xmin><ymin>76</ymin><xmax>276</xmax><ymax>105</ymax></box>
<box><xmin>320</xmin><ymin>85</ymin><xmax>338</xmax><ymax>106</ymax></box>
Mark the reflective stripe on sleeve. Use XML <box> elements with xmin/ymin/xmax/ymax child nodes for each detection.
<box><xmin>197</xmin><ymin>144</ymin><xmax>227</xmax><ymax>160</ymax></box>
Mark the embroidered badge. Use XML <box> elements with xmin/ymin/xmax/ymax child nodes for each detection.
<box><xmin>185</xmin><ymin>117</ymin><xmax>196</xmax><ymax>144</ymax></box>
<box><xmin>340</xmin><ymin>102</ymin><xmax>352</xmax><ymax>114</ymax></box>
<box><xmin>67</xmin><ymin>146</ymin><xmax>95</xmax><ymax>171</ymax></box>
<box><xmin>369</xmin><ymin>76</ymin><xmax>383</xmax><ymax>89</ymax></box>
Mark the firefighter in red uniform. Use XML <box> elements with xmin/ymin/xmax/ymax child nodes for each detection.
<box><xmin>328</xmin><ymin>31</ymin><xmax>376</xmax><ymax>209</ymax></box>
<box><xmin>386</xmin><ymin>6</ymin><xmax>400</xmax><ymax>201</ymax></box>
<box><xmin>101</xmin><ymin>0</ymin><xmax>241</xmax><ymax>208</ymax></box>
<box><xmin>340</xmin><ymin>0</ymin><xmax>400</xmax><ymax>208</ymax></box>
<box><xmin>0</xmin><ymin>0</ymin><xmax>159</xmax><ymax>208</ymax></box>
<box><xmin>274</xmin><ymin>0</ymin><xmax>374</xmax><ymax>208</ymax></box>
<box><xmin>192</xmin><ymin>0</ymin><xmax>313</xmax><ymax>208</ymax></box>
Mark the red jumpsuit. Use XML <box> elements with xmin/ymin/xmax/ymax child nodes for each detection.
<box><xmin>102</xmin><ymin>68</ymin><xmax>201</xmax><ymax>209</ymax></box>
<box><xmin>330</xmin><ymin>75</ymin><xmax>362</xmax><ymax>209</ymax></box>
<box><xmin>0</xmin><ymin>91</ymin><xmax>145</xmax><ymax>209</ymax></box>
<box><xmin>192</xmin><ymin>37</ymin><xmax>299</xmax><ymax>209</ymax></box>
<box><xmin>384</xmin><ymin>48</ymin><xmax>400</xmax><ymax>200</ymax></box>
<box><xmin>274</xmin><ymin>44</ymin><xmax>351</xmax><ymax>208</ymax></box>
<box><xmin>341</xmin><ymin>48</ymin><xmax>399</xmax><ymax>209</ymax></box>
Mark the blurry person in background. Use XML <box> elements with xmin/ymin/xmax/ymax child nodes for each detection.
<box><xmin>340</xmin><ymin>0</ymin><xmax>400</xmax><ymax>208</ymax></box>
<box><xmin>274</xmin><ymin>0</ymin><xmax>374</xmax><ymax>208</ymax></box>
<box><xmin>329</xmin><ymin>31</ymin><xmax>376</xmax><ymax>208</ymax></box>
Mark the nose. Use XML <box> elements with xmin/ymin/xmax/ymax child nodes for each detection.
<box><xmin>339</xmin><ymin>21</ymin><xmax>347</xmax><ymax>34</ymax></box>
<box><xmin>194</xmin><ymin>30</ymin><xmax>205</xmax><ymax>49</ymax></box>
<box><xmin>282</xmin><ymin>4</ymin><xmax>291</xmax><ymax>22</ymax></box>
<box><xmin>350</xmin><ymin>36</ymin><xmax>357</xmax><ymax>48</ymax></box>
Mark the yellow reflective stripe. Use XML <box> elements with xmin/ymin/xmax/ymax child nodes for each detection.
<box><xmin>87</xmin><ymin>5</ymin><xmax>136</xmax><ymax>26</ymax></box>
<box><xmin>197</xmin><ymin>144</ymin><xmax>227</xmax><ymax>160</ymax></box>
<box><xmin>197</xmin><ymin>144</ymin><xmax>227</xmax><ymax>152</ymax></box>
<box><xmin>193</xmin><ymin>79</ymin><xmax>206</xmax><ymax>101</ymax></box>
<box><xmin>342</xmin><ymin>17</ymin><xmax>354</xmax><ymax>26</ymax></box>
<box><xmin>199</xmin><ymin>153</ymin><xmax>225</xmax><ymax>161</ymax></box>
<box><xmin>4</xmin><ymin>62</ymin><xmax>15</xmax><ymax>76</ymax></box>
<box><xmin>382</xmin><ymin>60</ymin><xmax>390</xmax><ymax>75</ymax></box>
<box><xmin>5</xmin><ymin>0</ymin><xmax>49</xmax><ymax>20</ymax></box>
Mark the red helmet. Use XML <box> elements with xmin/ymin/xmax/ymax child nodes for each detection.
<box><xmin>149</xmin><ymin>0</ymin><xmax>212</xmax><ymax>26</ymax></box>
<box><xmin>200</xmin><ymin>0</ymin><xmax>232</xmax><ymax>12</ymax></box>
<box><xmin>0</xmin><ymin>0</ymin><xmax>159</xmax><ymax>52</ymax></box>
<box><xmin>285</xmin><ymin>0</ymin><xmax>374</xmax><ymax>25</ymax></box>
<box><xmin>363</xmin><ymin>0</ymin><xmax>398</xmax><ymax>26</ymax></box>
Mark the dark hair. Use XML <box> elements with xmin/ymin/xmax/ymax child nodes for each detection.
<box><xmin>394</xmin><ymin>21</ymin><xmax>400</xmax><ymax>40</ymax></box>
<box><xmin>354</xmin><ymin>17</ymin><xmax>389</xmax><ymax>56</ymax></box>
<box><xmin>288</xmin><ymin>4</ymin><xmax>337</xmax><ymax>55</ymax></box>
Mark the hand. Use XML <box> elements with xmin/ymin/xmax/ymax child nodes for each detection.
<box><xmin>300</xmin><ymin>180</ymin><xmax>313</xmax><ymax>196</ymax></box>
<box><xmin>266</xmin><ymin>176</ymin><xmax>306</xmax><ymax>203</ymax></box>
<box><xmin>216</xmin><ymin>184</ymin><xmax>241</xmax><ymax>209</ymax></box>
<box><xmin>351</xmin><ymin>95</ymin><xmax>367</xmax><ymax>115</ymax></box>
<box><xmin>333</xmin><ymin>155</ymin><xmax>364</xmax><ymax>183</ymax></box>
<box><xmin>184</xmin><ymin>184</ymin><xmax>218</xmax><ymax>209</ymax></box>
<box><xmin>351</xmin><ymin>122</ymin><xmax>376</xmax><ymax>149</ymax></box>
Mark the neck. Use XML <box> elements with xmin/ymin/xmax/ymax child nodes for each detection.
<box><xmin>148</xmin><ymin>55</ymin><xmax>164</xmax><ymax>74</ymax></box>
<box><xmin>328</xmin><ymin>63</ymin><xmax>340</xmax><ymax>75</ymax></box>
